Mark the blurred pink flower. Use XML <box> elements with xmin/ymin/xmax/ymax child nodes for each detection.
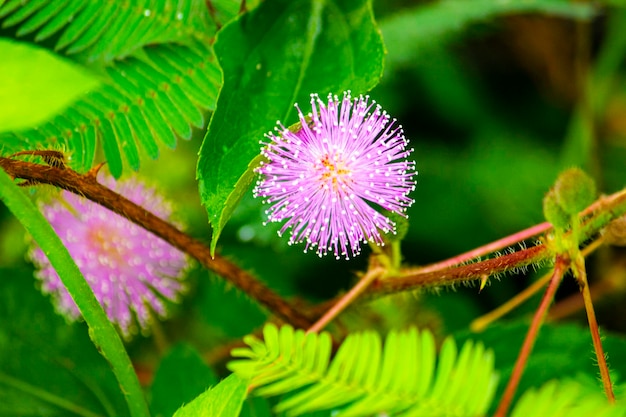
<box><xmin>29</xmin><ymin>175</ymin><xmax>189</xmax><ymax>338</ymax></box>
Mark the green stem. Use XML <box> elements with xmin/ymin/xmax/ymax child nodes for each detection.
<box><xmin>0</xmin><ymin>170</ymin><xmax>150</xmax><ymax>417</ymax></box>
<box><xmin>391</xmin><ymin>241</ymin><xmax>402</xmax><ymax>271</ymax></box>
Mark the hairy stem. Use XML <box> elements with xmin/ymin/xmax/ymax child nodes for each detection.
<box><xmin>380</xmin><ymin>244</ymin><xmax>548</xmax><ymax>294</ymax></box>
<box><xmin>416</xmin><ymin>222</ymin><xmax>551</xmax><ymax>274</ymax></box>
<box><xmin>494</xmin><ymin>256</ymin><xmax>568</xmax><ymax>417</ymax></box>
<box><xmin>0</xmin><ymin>156</ymin><xmax>313</xmax><ymax>329</ymax></box>
<box><xmin>573</xmin><ymin>254</ymin><xmax>615</xmax><ymax>402</ymax></box>
<box><xmin>471</xmin><ymin>237</ymin><xmax>604</xmax><ymax>332</ymax></box>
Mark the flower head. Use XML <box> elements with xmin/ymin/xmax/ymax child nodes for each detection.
<box><xmin>28</xmin><ymin>175</ymin><xmax>189</xmax><ymax>338</ymax></box>
<box><xmin>254</xmin><ymin>91</ymin><xmax>416</xmax><ymax>259</ymax></box>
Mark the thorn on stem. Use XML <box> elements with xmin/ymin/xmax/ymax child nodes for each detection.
<box><xmin>479</xmin><ymin>274</ymin><xmax>488</xmax><ymax>293</ymax></box>
<box><xmin>87</xmin><ymin>161</ymin><xmax>107</xmax><ymax>179</ymax></box>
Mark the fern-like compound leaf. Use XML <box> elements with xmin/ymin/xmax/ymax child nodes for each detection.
<box><xmin>0</xmin><ymin>42</ymin><xmax>220</xmax><ymax>176</ymax></box>
<box><xmin>0</xmin><ymin>1</ymin><xmax>228</xmax><ymax>176</ymax></box>
<box><xmin>228</xmin><ymin>324</ymin><xmax>498</xmax><ymax>417</ymax></box>
<box><xmin>510</xmin><ymin>380</ymin><xmax>626</xmax><ymax>417</ymax></box>
<box><xmin>0</xmin><ymin>0</ymin><xmax>214</xmax><ymax>64</ymax></box>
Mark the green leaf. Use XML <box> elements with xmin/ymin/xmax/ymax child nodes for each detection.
<box><xmin>380</xmin><ymin>0</ymin><xmax>595</xmax><ymax>70</ymax></box>
<box><xmin>173</xmin><ymin>374</ymin><xmax>248</xmax><ymax>417</ymax></box>
<box><xmin>196</xmin><ymin>0</ymin><xmax>384</xmax><ymax>253</ymax></box>
<box><xmin>0</xmin><ymin>39</ymin><xmax>99</xmax><ymax>133</ymax></box>
<box><xmin>150</xmin><ymin>343</ymin><xmax>219</xmax><ymax>417</ymax></box>
<box><xmin>0</xmin><ymin>169</ymin><xmax>149</xmax><ymax>417</ymax></box>
<box><xmin>228</xmin><ymin>324</ymin><xmax>498</xmax><ymax>417</ymax></box>
<box><xmin>0</xmin><ymin>266</ymin><xmax>127</xmax><ymax>417</ymax></box>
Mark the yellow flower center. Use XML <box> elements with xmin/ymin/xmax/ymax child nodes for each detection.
<box><xmin>319</xmin><ymin>152</ymin><xmax>351</xmax><ymax>192</ymax></box>
<box><xmin>87</xmin><ymin>226</ymin><xmax>127</xmax><ymax>265</ymax></box>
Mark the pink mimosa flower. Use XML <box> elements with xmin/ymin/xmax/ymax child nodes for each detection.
<box><xmin>254</xmin><ymin>92</ymin><xmax>417</xmax><ymax>259</ymax></box>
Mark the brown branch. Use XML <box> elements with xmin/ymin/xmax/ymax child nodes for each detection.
<box><xmin>0</xmin><ymin>156</ymin><xmax>314</xmax><ymax>329</ymax></box>
<box><xmin>7</xmin><ymin>153</ymin><xmax>626</xmax><ymax>331</ymax></box>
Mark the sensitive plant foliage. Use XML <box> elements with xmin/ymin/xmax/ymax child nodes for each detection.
<box><xmin>28</xmin><ymin>175</ymin><xmax>190</xmax><ymax>337</ymax></box>
<box><xmin>228</xmin><ymin>324</ymin><xmax>498</xmax><ymax>417</ymax></box>
<box><xmin>254</xmin><ymin>92</ymin><xmax>416</xmax><ymax>259</ymax></box>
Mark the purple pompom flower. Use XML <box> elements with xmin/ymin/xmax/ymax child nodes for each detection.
<box><xmin>253</xmin><ymin>91</ymin><xmax>417</xmax><ymax>259</ymax></box>
<box><xmin>28</xmin><ymin>175</ymin><xmax>189</xmax><ymax>338</ymax></box>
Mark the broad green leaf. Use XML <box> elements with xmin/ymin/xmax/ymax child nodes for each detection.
<box><xmin>380</xmin><ymin>0</ymin><xmax>595</xmax><ymax>70</ymax></box>
<box><xmin>0</xmin><ymin>169</ymin><xmax>149</xmax><ymax>417</ymax></box>
<box><xmin>0</xmin><ymin>39</ymin><xmax>99</xmax><ymax>133</ymax></box>
<box><xmin>0</xmin><ymin>267</ymin><xmax>127</xmax><ymax>417</ymax></box>
<box><xmin>150</xmin><ymin>343</ymin><xmax>219</xmax><ymax>417</ymax></box>
<box><xmin>173</xmin><ymin>374</ymin><xmax>248</xmax><ymax>417</ymax></box>
<box><xmin>196</xmin><ymin>0</ymin><xmax>384</xmax><ymax>253</ymax></box>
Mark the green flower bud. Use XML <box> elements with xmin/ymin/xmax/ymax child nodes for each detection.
<box><xmin>543</xmin><ymin>188</ymin><xmax>570</xmax><ymax>231</ymax></box>
<box><xmin>554</xmin><ymin>167</ymin><xmax>596</xmax><ymax>215</ymax></box>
